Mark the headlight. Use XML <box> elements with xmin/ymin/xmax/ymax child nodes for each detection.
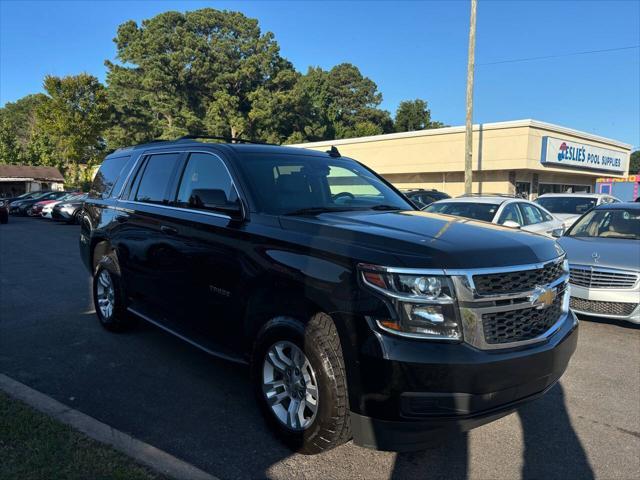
<box><xmin>359</xmin><ymin>264</ymin><xmax>461</xmax><ymax>340</ymax></box>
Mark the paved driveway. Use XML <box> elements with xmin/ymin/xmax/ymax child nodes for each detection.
<box><xmin>1</xmin><ymin>216</ymin><xmax>639</xmax><ymax>479</ymax></box>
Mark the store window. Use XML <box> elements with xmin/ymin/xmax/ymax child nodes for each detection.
<box><xmin>516</xmin><ymin>182</ymin><xmax>531</xmax><ymax>199</ymax></box>
<box><xmin>538</xmin><ymin>183</ymin><xmax>592</xmax><ymax>195</ymax></box>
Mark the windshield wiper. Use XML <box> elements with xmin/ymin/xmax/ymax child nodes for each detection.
<box><xmin>283</xmin><ymin>206</ymin><xmax>354</xmax><ymax>216</ymax></box>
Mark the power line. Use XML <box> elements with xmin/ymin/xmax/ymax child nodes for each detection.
<box><xmin>478</xmin><ymin>45</ymin><xmax>640</xmax><ymax>66</ymax></box>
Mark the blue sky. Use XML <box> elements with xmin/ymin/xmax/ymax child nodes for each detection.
<box><xmin>1</xmin><ymin>0</ymin><xmax>639</xmax><ymax>147</ymax></box>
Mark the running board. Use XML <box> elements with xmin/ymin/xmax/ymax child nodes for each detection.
<box><xmin>127</xmin><ymin>307</ymin><xmax>248</xmax><ymax>365</ymax></box>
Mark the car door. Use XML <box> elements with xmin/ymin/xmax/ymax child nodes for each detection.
<box><xmin>117</xmin><ymin>151</ymin><xmax>185</xmax><ymax>319</ymax></box>
<box><xmin>159</xmin><ymin>150</ymin><xmax>246</xmax><ymax>348</ymax></box>
<box><xmin>496</xmin><ymin>202</ymin><xmax>524</xmax><ymax>228</ymax></box>
<box><xmin>518</xmin><ymin>202</ymin><xmax>555</xmax><ymax>235</ymax></box>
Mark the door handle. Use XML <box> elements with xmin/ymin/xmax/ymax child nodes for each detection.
<box><xmin>160</xmin><ymin>225</ymin><xmax>178</xmax><ymax>235</ymax></box>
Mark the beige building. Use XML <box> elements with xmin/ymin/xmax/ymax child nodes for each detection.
<box><xmin>293</xmin><ymin>119</ymin><xmax>632</xmax><ymax>199</ymax></box>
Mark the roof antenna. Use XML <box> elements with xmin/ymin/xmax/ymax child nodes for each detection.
<box><xmin>327</xmin><ymin>146</ymin><xmax>341</xmax><ymax>158</ymax></box>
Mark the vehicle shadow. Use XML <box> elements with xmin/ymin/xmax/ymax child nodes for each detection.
<box><xmin>519</xmin><ymin>383</ymin><xmax>594</xmax><ymax>479</ymax></box>
<box><xmin>389</xmin><ymin>383</ymin><xmax>593</xmax><ymax>480</ymax></box>
<box><xmin>119</xmin><ymin>320</ymin><xmax>299</xmax><ymax>478</ymax></box>
<box><xmin>390</xmin><ymin>432</ymin><xmax>469</xmax><ymax>480</ymax></box>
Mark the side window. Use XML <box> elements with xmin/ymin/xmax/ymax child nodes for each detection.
<box><xmin>519</xmin><ymin>203</ymin><xmax>545</xmax><ymax>225</ymax></box>
<box><xmin>109</xmin><ymin>155</ymin><xmax>137</xmax><ymax>199</ymax></box>
<box><xmin>134</xmin><ymin>153</ymin><xmax>180</xmax><ymax>204</ymax></box>
<box><xmin>90</xmin><ymin>155</ymin><xmax>131</xmax><ymax>199</ymax></box>
<box><xmin>175</xmin><ymin>153</ymin><xmax>239</xmax><ymax>209</ymax></box>
<box><xmin>498</xmin><ymin>203</ymin><xmax>523</xmax><ymax>225</ymax></box>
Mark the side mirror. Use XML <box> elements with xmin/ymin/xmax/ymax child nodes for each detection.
<box><xmin>502</xmin><ymin>220</ymin><xmax>521</xmax><ymax>229</ymax></box>
<box><xmin>189</xmin><ymin>189</ymin><xmax>245</xmax><ymax>221</ymax></box>
<box><xmin>551</xmin><ymin>228</ymin><xmax>564</xmax><ymax>238</ymax></box>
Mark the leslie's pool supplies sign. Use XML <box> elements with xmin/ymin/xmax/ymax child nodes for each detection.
<box><xmin>541</xmin><ymin>137</ymin><xmax>628</xmax><ymax>174</ymax></box>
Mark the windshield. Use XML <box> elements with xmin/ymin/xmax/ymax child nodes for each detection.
<box><xmin>536</xmin><ymin>196</ymin><xmax>597</xmax><ymax>215</ymax></box>
<box><xmin>423</xmin><ymin>201</ymin><xmax>499</xmax><ymax>222</ymax></box>
<box><xmin>567</xmin><ymin>208</ymin><xmax>640</xmax><ymax>240</ymax></box>
<box><xmin>236</xmin><ymin>153</ymin><xmax>413</xmax><ymax>215</ymax></box>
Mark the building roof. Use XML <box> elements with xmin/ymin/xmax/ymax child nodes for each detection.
<box><xmin>0</xmin><ymin>165</ymin><xmax>64</xmax><ymax>182</ymax></box>
<box><xmin>291</xmin><ymin>119</ymin><xmax>632</xmax><ymax>151</ymax></box>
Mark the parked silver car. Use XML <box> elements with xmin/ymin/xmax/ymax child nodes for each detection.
<box><xmin>536</xmin><ymin>193</ymin><xmax>620</xmax><ymax>228</ymax></box>
<box><xmin>558</xmin><ymin>203</ymin><xmax>640</xmax><ymax>324</ymax></box>
<box><xmin>423</xmin><ymin>194</ymin><xmax>565</xmax><ymax>237</ymax></box>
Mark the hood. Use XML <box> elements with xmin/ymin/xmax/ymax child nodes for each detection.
<box><xmin>558</xmin><ymin>236</ymin><xmax>640</xmax><ymax>271</ymax></box>
<box><xmin>279</xmin><ymin>210</ymin><xmax>563</xmax><ymax>269</ymax></box>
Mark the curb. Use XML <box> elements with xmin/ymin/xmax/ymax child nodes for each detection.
<box><xmin>0</xmin><ymin>373</ymin><xmax>218</xmax><ymax>480</ymax></box>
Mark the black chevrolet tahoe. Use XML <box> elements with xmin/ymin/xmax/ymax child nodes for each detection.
<box><xmin>79</xmin><ymin>138</ymin><xmax>578</xmax><ymax>454</ymax></box>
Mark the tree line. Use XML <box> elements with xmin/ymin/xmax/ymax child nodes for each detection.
<box><xmin>0</xmin><ymin>8</ymin><xmax>445</xmax><ymax>187</ymax></box>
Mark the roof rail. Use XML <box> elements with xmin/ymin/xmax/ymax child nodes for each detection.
<box><xmin>113</xmin><ymin>138</ymin><xmax>171</xmax><ymax>152</ymax></box>
<box><xmin>176</xmin><ymin>135</ymin><xmax>278</xmax><ymax>146</ymax></box>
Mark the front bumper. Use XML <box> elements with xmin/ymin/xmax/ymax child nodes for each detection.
<box><xmin>349</xmin><ymin>310</ymin><xmax>578</xmax><ymax>451</ymax></box>
<box><xmin>569</xmin><ymin>284</ymin><xmax>640</xmax><ymax>323</ymax></box>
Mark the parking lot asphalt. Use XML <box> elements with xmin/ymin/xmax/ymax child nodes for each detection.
<box><xmin>1</xmin><ymin>215</ymin><xmax>639</xmax><ymax>480</ymax></box>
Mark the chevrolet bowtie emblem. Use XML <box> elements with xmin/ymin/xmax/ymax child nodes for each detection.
<box><xmin>529</xmin><ymin>286</ymin><xmax>556</xmax><ymax>310</ymax></box>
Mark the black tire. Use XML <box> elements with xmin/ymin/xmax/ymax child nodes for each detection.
<box><xmin>251</xmin><ymin>313</ymin><xmax>351</xmax><ymax>454</ymax></box>
<box><xmin>0</xmin><ymin>215</ymin><xmax>7</xmax><ymax>224</ymax></box>
<box><xmin>92</xmin><ymin>253</ymin><xmax>133</xmax><ymax>332</ymax></box>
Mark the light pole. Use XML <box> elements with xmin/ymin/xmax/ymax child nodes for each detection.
<box><xmin>464</xmin><ymin>0</ymin><xmax>477</xmax><ymax>194</ymax></box>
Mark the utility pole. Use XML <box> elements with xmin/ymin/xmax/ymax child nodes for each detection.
<box><xmin>464</xmin><ymin>0</ymin><xmax>477</xmax><ymax>194</ymax></box>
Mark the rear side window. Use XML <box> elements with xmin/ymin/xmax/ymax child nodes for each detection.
<box><xmin>134</xmin><ymin>153</ymin><xmax>180</xmax><ymax>204</ymax></box>
<box><xmin>91</xmin><ymin>155</ymin><xmax>131</xmax><ymax>199</ymax></box>
<box><xmin>175</xmin><ymin>153</ymin><xmax>238</xmax><ymax>208</ymax></box>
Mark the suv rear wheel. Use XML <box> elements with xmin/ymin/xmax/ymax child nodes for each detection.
<box><xmin>251</xmin><ymin>313</ymin><xmax>351</xmax><ymax>454</ymax></box>
<box><xmin>93</xmin><ymin>254</ymin><xmax>133</xmax><ymax>332</ymax></box>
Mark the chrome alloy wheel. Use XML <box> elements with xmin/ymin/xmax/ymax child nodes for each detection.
<box><xmin>262</xmin><ymin>340</ymin><xmax>319</xmax><ymax>431</ymax></box>
<box><xmin>96</xmin><ymin>270</ymin><xmax>115</xmax><ymax>319</ymax></box>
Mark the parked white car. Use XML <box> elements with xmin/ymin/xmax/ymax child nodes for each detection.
<box><xmin>558</xmin><ymin>203</ymin><xmax>640</xmax><ymax>324</ymax></box>
<box><xmin>535</xmin><ymin>193</ymin><xmax>620</xmax><ymax>228</ymax></box>
<box><xmin>41</xmin><ymin>193</ymin><xmax>84</xmax><ymax>219</ymax></box>
<box><xmin>423</xmin><ymin>195</ymin><xmax>565</xmax><ymax>237</ymax></box>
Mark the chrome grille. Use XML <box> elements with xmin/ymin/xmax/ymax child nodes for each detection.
<box><xmin>473</xmin><ymin>260</ymin><xmax>564</xmax><ymax>295</ymax></box>
<box><xmin>569</xmin><ymin>265</ymin><xmax>638</xmax><ymax>289</ymax></box>
<box><xmin>482</xmin><ymin>287</ymin><xmax>564</xmax><ymax>344</ymax></box>
<box><xmin>455</xmin><ymin>257</ymin><xmax>569</xmax><ymax>350</ymax></box>
<box><xmin>570</xmin><ymin>297</ymin><xmax>637</xmax><ymax>317</ymax></box>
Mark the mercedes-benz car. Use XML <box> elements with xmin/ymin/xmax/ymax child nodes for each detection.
<box><xmin>558</xmin><ymin>203</ymin><xmax>640</xmax><ymax>324</ymax></box>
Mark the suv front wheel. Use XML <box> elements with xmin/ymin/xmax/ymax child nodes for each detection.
<box><xmin>251</xmin><ymin>313</ymin><xmax>351</xmax><ymax>454</ymax></box>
